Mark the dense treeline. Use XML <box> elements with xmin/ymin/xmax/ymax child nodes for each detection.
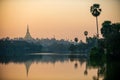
<box><xmin>0</xmin><ymin>40</ymin><xmax>42</xmax><ymax>56</ymax></box>
<box><xmin>90</xmin><ymin>21</ymin><xmax>120</xmax><ymax>60</ymax></box>
<box><xmin>0</xmin><ymin>37</ymin><xmax>97</xmax><ymax>55</ymax></box>
<box><xmin>36</xmin><ymin>38</ymin><xmax>71</xmax><ymax>53</ymax></box>
<box><xmin>101</xmin><ymin>21</ymin><xmax>120</xmax><ymax>59</ymax></box>
<box><xmin>69</xmin><ymin>37</ymin><xmax>96</xmax><ymax>53</ymax></box>
<box><xmin>89</xmin><ymin>21</ymin><xmax>120</xmax><ymax>80</ymax></box>
<box><xmin>0</xmin><ymin>38</ymin><xmax>72</xmax><ymax>55</ymax></box>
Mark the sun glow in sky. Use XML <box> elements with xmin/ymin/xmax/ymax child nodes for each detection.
<box><xmin>0</xmin><ymin>0</ymin><xmax>120</xmax><ymax>41</ymax></box>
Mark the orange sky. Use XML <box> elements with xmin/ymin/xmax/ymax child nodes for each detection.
<box><xmin>0</xmin><ymin>0</ymin><xmax>120</xmax><ymax>41</ymax></box>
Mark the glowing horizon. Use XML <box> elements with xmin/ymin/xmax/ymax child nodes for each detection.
<box><xmin>0</xmin><ymin>0</ymin><xmax>120</xmax><ymax>41</ymax></box>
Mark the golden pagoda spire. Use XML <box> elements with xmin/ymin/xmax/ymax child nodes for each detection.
<box><xmin>24</xmin><ymin>24</ymin><xmax>33</xmax><ymax>40</ymax></box>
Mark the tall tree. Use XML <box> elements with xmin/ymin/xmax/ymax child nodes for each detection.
<box><xmin>84</xmin><ymin>31</ymin><xmax>88</xmax><ymax>43</ymax></box>
<box><xmin>101</xmin><ymin>21</ymin><xmax>112</xmax><ymax>38</ymax></box>
<box><xmin>101</xmin><ymin>21</ymin><xmax>120</xmax><ymax>58</ymax></box>
<box><xmin>90</xmin><ymin>4</ymin><xmax>102</xmax><ymax>38</ymax></box>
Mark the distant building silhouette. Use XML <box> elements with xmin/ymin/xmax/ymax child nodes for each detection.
<box><xmin>24</xmin><ymin>24</ymin><xmax>33</xmax><ymax>40</ymax></box>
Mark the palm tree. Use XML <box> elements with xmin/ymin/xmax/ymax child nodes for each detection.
<box><xmin>74</xmin><ymin>37</ymin><xmax>78</xmax><ymax>44</ymax></box>
<box><xmin>84</xmin><ymin>31</ymin><xmax>88</xmax><ymax>37</ymax></box>
<box><xmin>90</xmin><ymin>4</ymin><xmax>102</xmax><ymax>38</ymax></box>
<box><xmin>84</xmin><ymin>31</ymin><xmax>88</xmax><ymax>42</ymax></box>
<box><xmin>74</xmin><ymin>37</ymin><xmax>78</xmax><ymax>52</ymax></box>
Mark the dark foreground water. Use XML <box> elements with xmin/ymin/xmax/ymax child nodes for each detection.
<box><xmin>0</xmin><ymin>53</ymin><xmax>118</xmax><ymax>80</ymax></box>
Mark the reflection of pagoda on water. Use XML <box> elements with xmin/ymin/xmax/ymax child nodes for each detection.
<box><xmin>24</xmin><ymin>24</ymin><xmax>33</xmax><ymax>40</ymax></box>
<box><xmin>24</xmin><ymin>61</ymin><xmax>32</xmax><ymax>77</ymax></box>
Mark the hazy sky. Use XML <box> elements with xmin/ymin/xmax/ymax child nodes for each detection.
<box><xmin>0</xmin><ymin>0</ymin><xmax>120</xmax><ymax>41</ymax></box>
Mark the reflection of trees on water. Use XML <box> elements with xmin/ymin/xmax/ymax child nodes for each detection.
<box><xmin>0</xmin><ymin>54</ymin><xmax>88</xmax><ymax>65</ymax></box>
<box><xmin>88</xmin><ymin>53</ymin><xmax>120</xmax><ymax>80</ymax></box>
<box><xmin>68</xmin><ymin>54</ymin><xmax>87</xmax><ymax>69</ymax></box>
<box><xmin>0</xmin><ymin>54</ymin><xmax>87</xmax><ymax>77</ymax></box>
<box><xmin>84</xmin><ymin>61</ymin><xmax>88</xmax><ymax>75</ymax></box>
<box><xmin>0</xmin><ymin>53</ymin><xmax>118</xmax><ymax>80</ymax></box>
<box><xmin>0</xmin><ymin>54</ymin><xmax>104</xmax><ymax>79</ymax></box>
<box><xmin>88</xmin><ymin>54</ymin><xmax>105</xmax><ymax>80</ymax></box>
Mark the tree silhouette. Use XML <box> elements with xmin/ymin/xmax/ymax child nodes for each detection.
<box><xmin>90</xmin><ymin>4</ymin><xmax>102</xmax><ymax>38</ymax></box>
<box><xmin>101</xmin><ymin>21</ymin><xmax>120</xmax><ymax>58</ymax></box>
<box><xmin>101</xmin><ymin>21</ymin><xmax>112</xmax><ymax>38</ymax></box>
<box><xmin>84</xmin><ymin>31</ymin><xmax>88</xmax><ymax>37</ymax></box>
<box><xmin>84</xmin><ymin>31</ymin><xmax>88</xmax><ymax>43</ymax></box>
<box><xmin>74</xmin><ymin>37</ymin><xmax>78</xmax><ymax>43</ymax></box>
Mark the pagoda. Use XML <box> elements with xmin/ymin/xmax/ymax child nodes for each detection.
<box><xmin>24</xmin><ymin>24</ymin><xmax>33</xmax><ymax>40</ymax></box>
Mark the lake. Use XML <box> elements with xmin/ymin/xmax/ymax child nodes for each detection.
<box><xmin>0</xmin><ymin>53</ymin><xmax>104</xmax><ymax>80</ymax></box>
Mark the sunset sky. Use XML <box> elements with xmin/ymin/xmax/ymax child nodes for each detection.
<box><xmin>0</xmin><ymin>0</ymin><xmax>120</xmax><ymax>41</ymax></box>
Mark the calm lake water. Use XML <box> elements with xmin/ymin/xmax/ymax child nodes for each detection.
<box><xmin>0</xmin><ymin>53</ymin><xmax>104</xmax><ymax>80</ymax></box>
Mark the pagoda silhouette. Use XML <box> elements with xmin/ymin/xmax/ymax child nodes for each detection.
<box><xmin>24</xmin><ymin>24</ymin><xmax>33</xmax><ymax>40</ymax></box>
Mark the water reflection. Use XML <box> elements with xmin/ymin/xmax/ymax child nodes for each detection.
<box><xmin>24</xmin><ymin>61</ymin><xmax>32</xmax><ymax>77</ymax></box>
<box><xmin>0</xmin><ymin>53</ymin><xmax>107</xmax><ymax>80</ymax></box>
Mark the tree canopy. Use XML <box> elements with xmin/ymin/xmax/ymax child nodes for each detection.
<box><xmin>101</xmin><ymin>21</ymin><xmax>120</xmax><ymax>58</ymax></box>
